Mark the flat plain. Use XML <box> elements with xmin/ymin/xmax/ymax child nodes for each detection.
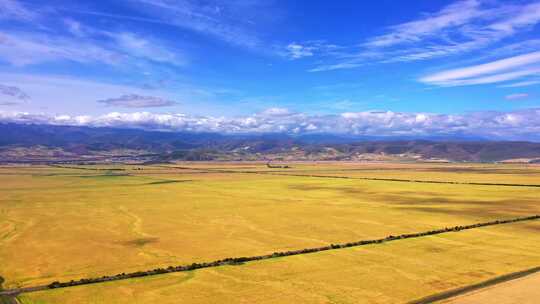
<box><xmin>440</xmin><ymin>272</ymin><xmax>540</xmax><ymax>304</ymax></box>
<box><xmin>1</xmin><ymin>162</ymin><xmax>539</xmax><ymax>303</ymax></box>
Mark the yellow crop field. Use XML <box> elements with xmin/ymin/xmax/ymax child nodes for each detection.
<box><xmin>440</xmin><ymin>272</ymin><xmax>540</xmax><ymax>304</ymax></box>
<box><xmin>16</xmin><ymin>222</ymin><xmax>540</xmax><ymax>304</ymax></box>
<box><xmin>1</xmin><ymin>162</ymin><xmax>539</xmax><ymax>303</ymax></box>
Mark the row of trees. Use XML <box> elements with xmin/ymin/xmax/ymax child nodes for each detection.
<box><xmin>150</xmin><ymin>164</ymin><xmax>539</xmax><ymax>189</ymax></box>
<box><xmin>356</xmin><ymin>176</ymin><xmax>540</xmax><ymax>188</ymax></box>
<box><xmin>49</xmin><ymin>164</ymin><xmax>125</xmax><ymax>171</ymax></box>
<box><xmin>260</xmin><ymin>172</ymin><xmax>540</xmax><ymax>188</ymax></box>
<box><xmin>48</xmin><ymin>214</ymin><xmax>539</xmax><ymax>290</ymax></box>
<box><xmin>266</xmin><ymin>161</ymin><xmax>291</xmax><ymax>169</ymax></box>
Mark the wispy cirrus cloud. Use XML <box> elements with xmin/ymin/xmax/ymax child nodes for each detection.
<box><xmin>0</xmin><ymin>29</ymin><xmax>186</xmax><ymax>67</ymax></box>
<box><xmin>63</xmin><ymin>18</ymin><xmax>90</xmax><ymax>38</ymax></box>
<box><xmin>363</xmin><ymin>0</ymin><xmax>484</xmax><ymax>48</ymax></box>
<box><xmin>284</xmin><ymin>41</ymin><xmax>342</xmax><ymax>60</ymax></box>
<box><xmin>499</xmin><ymin>79</ymin><xmax>540</xmax><ymax>88</ymax></box>
<box><xmin>121</xmin><ymin>0</ymin><xmax>279</xmax><ymax>50</ymax></box>
<box><xmin>385</xmin><ymin>0</ymin><xmax>540</xmax><ymax>58</ymax></box>
<box><xmin>2</xmin><ymin>107</ymin><xmax>540</xmax><ymax>141</ymax></box>
<box><xmin>488</xmin><ymin>39</ymin><xmax>540</xmax><ymax>58</ymax></box>
<box><xmin>286</xmin><ymin>43</ymin><xmax>314</xmax><ymax>59</ymax></box>
<box><xmin>97</xmin><ymin>94</ymin><xmax>178</xmax><ymax>108</ymax></box>
<box><xmin>0</xmin><ymin>31</ymin><xmax>122</xmax><ymax>66</ymax></box>
<box><xmin>309</xmin><ymin>0</ymin><xmax>540</xmax><ymax>72</ymax></box>
<box><xmin>420</xmin><ymin>51</ymin><xmax>540</xmax><ymax>86</ymax></box>
<box><xmin>0</xmin><ymin>0</ymin><xmax>37</xmax><ymax>21</ymax></box>
<box><xmin>505</xmin><ymin>93</ymin><xmax>529</xmax><ymax>100</ymax></box>
<box><xmin>0</xmin><ymin>0</ymin><xmax>187</xmax><ymax>69</ymax></box>
<box><xmin>107</xmin><ymin>32</ymin><xmax>186</xmax><ymax>66</ymax></box>
<box><xmin>308</xmin><ymin>62</ymin><xmax>364</xmax><ymax>73</ymax></box>
<box><xmin>260</xmin><ymin>107</ymin><xmax>291</xmax><ymax>116</ymax></box>
<box><xmin>0</xmin><ymin>0</ymin><xmax>277</xmax><ymax>73</ymax></box>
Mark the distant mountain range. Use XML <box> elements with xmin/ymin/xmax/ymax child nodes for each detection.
<box><xmin>2</xmin><ymin>123</ymin><xmax>540</xmax><ymax>163</ymax></box>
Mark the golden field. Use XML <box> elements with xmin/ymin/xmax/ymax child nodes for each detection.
<box><xmin>16</xmin><ymin>222</ymin><xmax>540</xmax><ymax>304</ymax></box>
<box><xmin>441</xmin><ymin>272</ymin><xmax>540</xmax><ymax>304</ymax></box>
<box><xmin>1</xmin><ymin>162</ymin><xmax>539</xmax><ymax>303</ymax></box>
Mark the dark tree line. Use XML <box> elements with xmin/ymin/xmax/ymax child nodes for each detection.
<box><xmin>47</xmin><ymin>214</ymin><xmax>539</xmax><ymax>290</ymax></box>
<box><xmin>251</xmin><ymin>171</ymin><xmax>540</xmax><ymax>188</ymax></box>
<box><xmin>49</xmin><ymin>165</ymin><xmax>125</xmax><ymax>171</ymax></box>
<box><xmin>266</xmin><ymin>161</ymin><xmax>290</xmax><ymax>169</ymax></box>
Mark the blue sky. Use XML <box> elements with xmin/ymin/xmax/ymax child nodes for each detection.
<box><xmin>1</xmin><ymin>0</ymin><xmax>540</xmax><ymax>139</ymax></box>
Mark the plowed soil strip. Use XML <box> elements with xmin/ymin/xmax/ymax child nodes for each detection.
<box><xmin>1</xmin><ymin>215</ymin><xmax>538</xmax><ymax>296</ymax></box>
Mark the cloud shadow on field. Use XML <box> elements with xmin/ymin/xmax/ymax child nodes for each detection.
<box><xmin>120</xmin><ymin>237</ymin><xmax>159</xmax><ymax>247</ymax></box>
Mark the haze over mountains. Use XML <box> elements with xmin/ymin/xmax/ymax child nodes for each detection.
<box><xmin>2</xmin><ymin>123</ymin><xmax>540</xmax><ymax>163</ymax></box>
<box><xmin>2</xmin><ymin>108</ymin><xmax>540</xmax><ymax>142</ymax></box>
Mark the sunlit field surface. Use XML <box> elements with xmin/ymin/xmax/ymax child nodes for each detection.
<box><xmin>440</xmin><ymin>272</ymin><xmax>540</xmax><ymax>304</ymax></box>
<box><xmin>17</xmin><ymin>222</ymin><xmax>540</xmax><ymax>304</ymax></box>
<box><xmin>1</xmin><ymin>162</ymin><xmax>539</xmax><ymax>303</ymax></box>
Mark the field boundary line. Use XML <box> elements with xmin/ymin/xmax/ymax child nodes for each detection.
<box><xmin>408</xmin><ymin>266</ymin><xmax>540</xmax><ymax>304</ymax></box>
<box><xmin>261</xmin><ymin>172</ymin><xmax>540</xmax><ymax>187</ymax></box>
<box><xmin>1</xmin><ymin>215</ymin><xmax>538</xmax><ymax>296</ymax></box>
<box><xmin>252</xmin><ymin>171</ymin><xmax>540</xmax><ymax>188</ymax></box>
<box><xmin>48</xmin><ymin>165</ymin><xmax>126</xmax><ymax>171</ymax></box>
<box><xmin>158</xmin><ymin>165</ymin><xmax>540</xmax><ymax>188</ymax></box>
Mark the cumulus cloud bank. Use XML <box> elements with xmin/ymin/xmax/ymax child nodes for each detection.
<box><xmin>97</xmin><ymin>94</ymin><xmax>177</xmax><ymax>108</ymax></box>
<box><xmin>1</xmin><ymin>108</ymin><xmax>540</xmax><ymax>141</ymax></box>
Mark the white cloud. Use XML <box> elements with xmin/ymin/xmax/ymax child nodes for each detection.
<box><xmin>489</xmin><ymin>39</ymin><xmax>540</xmax><ymax>58</ymax></box>
<box><xmin>97</xmin><ymin>94</ymin><xmax>178</xmax><ymax>108</ymax></box>
<box><xmin>0</xmin><ymin>1</ymin><xmax>187</xmax><ymax>68</ymax></box>
<box><xmin>499</xmin><ymin>79</ymin><xmax>540</xmax><ymax>88</ymax></box>
<box><xmin>364</xmin><ymin>0</ymin><xmax>483</xmax><ymax>48</ymax></box>
<box><xmin>107</xmin><ymin>32</ymin><xmax>187</xmax><ymax>66</ymax></box>
<box><xmin>63</xmin><ymin>18</ymin><xmax>86</xmax><ymax>37</ymax></box>
<box><xmin>2</xmin><ymin>108</ymin><xmax>540</xmax><ymax>141</ymax></box>
<box><xmin>284</xmin><ymin>41</ymin><xmax>341</xmax><ymax>60</ymax></box>
<box><xmin>427</xmin><ymin>68</ymin><xmax>540</xmax><ymax>87</ymax></box>
<box><xmin>0</xmin><ymin>72</ymin><xmax>234</xmax><ymax>115</ymax></box>
<box><xmin>310</xmin><ymin>1</ymin><xmax>540</xmax><ymax>72</ymax></box>
<box><xmin>0</xmin><ymin>0</ymin><xmax>36</xmax><ymax>21</ymax></box>
<box><xmin>260</xmin><ymin>107</ymin><xmax>292</xmax><ymax>116</ymax></box>
<box><xmin>505</xmin><ymin>93</ymin><xmax>529</xmax><ymax>100</ymax></box>
<box><xmin>0</xmin><ymin>73</ymin><xmax>165</xmax><ymax>113</ymax></box>
<box><xmin>0</xmin><ymin>31</ymin><xmax>122</xmax><ymax>66</ymax></box>
<box><xmin>286</xmin><ymin>43</ymin><xmax>314</xmax><ymax>59</ymax></box>
<box><xmin>487</xmin><ymin>1</ymin><xmax>540</xmax><ymax>35</ymax></box>
<box><xmin>420</xmin><ymin>51</ymin><xmax>540</xmax><ymax>86</ymax></box>
<box><xmin>0</xmin><ymin>28</ymin><xmax>187</xmax><ymax>68</ymax></box>
<box><xmin>367</xmin><ymin>1</ymin><xmax>540</xmax><ymax>53</ymax></box>
<box><xmin>126</xmin><ymin>0</ymin><xmax>269</xmax><ymax>49</ymax></box>
<box><xmin>422</xmin><ymin>51</ymin><xmax>540</xmax><ymax>83</ymax></box>
<box><xmin>308</xmin><ymin>62</ymin><xmax>364</xmax><ymax>72</ymax></box>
